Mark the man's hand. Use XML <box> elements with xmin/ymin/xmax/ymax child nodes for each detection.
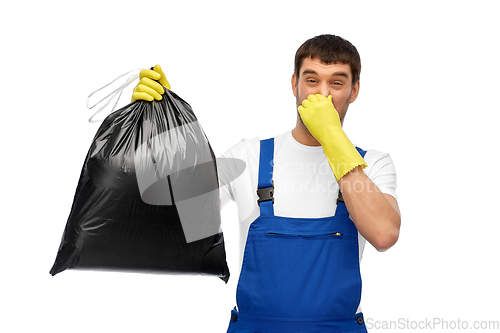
<box><xmin>298</xmin><ymin>94</ymin><xmax>341</xmax><ymax>143</ymax></box>
<box><xmin>298</xmin><ymin>94</ymin><xmax>367</xmax><ymax>181</ymax></box>
<box><xmin>131</xmin><ymin>64</ymin><xmax>171</xmax><ymax>102</ymax></box>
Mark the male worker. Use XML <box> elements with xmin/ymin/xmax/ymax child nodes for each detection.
<box><xmin>132</xmin><ymin>34</ymin><xmax>400</xmax><ymax>333</ymax></box>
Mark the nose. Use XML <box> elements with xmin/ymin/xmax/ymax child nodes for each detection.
<box><xmin>317</xmin><ymin>83</ymin><xmax>330</xmax><ymax>98</ymax></box>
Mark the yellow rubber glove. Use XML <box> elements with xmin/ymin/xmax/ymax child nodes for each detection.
<box><xmin>298</xmin><ymin>94</ymin><xmax>367</xmax><ymax>181</ymax></box>
<box><xmin>131</xmin><ymin>64</ymin><xmax>171</xmax><ymax>102</ymax></box>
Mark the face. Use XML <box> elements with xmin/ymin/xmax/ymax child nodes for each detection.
<box><xmin>292</xmin><ymin>57</ymin><xmax>360</xmax><ymax>125</ymax></box>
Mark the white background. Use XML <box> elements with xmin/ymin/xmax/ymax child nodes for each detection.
<box><xmin>1</xmin><ymin>1</ymin><xmax>499</xmax><ymax>332</ymax></box>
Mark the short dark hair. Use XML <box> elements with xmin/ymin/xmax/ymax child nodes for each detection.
<box><xmin>294</xmin><ymin>34</ymin><xmax>361</xmax><ymax>85</ymax></box>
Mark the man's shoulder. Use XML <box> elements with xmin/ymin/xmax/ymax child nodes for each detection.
<box><xmin>359</xmin><ymin>147</ymin><xmax>392</xmax><ymax>161</ymax></box>
<box><xmin>356</xmin><ymin>146</ymin><xmax>397</xmax><ymax>179</ymax></box>
<box><xmin>222</xmin><ymin>131</ymin><xmax>289</xmax><ymax>158</ymax></box>
<box><xmin>220</xmin><ymin>136</ymin><xmax>261</xmax><ymax>160</ymax></box>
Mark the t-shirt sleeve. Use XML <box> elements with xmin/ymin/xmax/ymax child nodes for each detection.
<box><xmin>364</xmin><ymin>150</ymin><xmax>398</xmax><ymax>201</ymax></box>
<box><xmin>217</xmin><ymin>139</ymin><xmax>248</xmax><ymax>208</ymax></box>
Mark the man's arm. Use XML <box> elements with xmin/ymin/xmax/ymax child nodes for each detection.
<box><xmin>339</xmin><ymin>166</ymin><xmax>400</xmax><ymax>252</ymax></box>
<box><xmin>298</xmin><ymin>94</ymin><xmax>401</xmax><ymax>251</ymax></box>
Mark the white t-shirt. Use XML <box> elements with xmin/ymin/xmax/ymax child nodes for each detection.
<box><xmin>217</xmin><ymin>130</ymin><xmax>398</xmax><ymax>311</ymax></box>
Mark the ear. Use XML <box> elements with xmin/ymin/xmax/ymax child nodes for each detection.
<box><xmin>291</xmin><ymin>73</ymin><xmax>298</xmax><ymax>97</ymax></box>
<box><xmin>349</xmin><ymin>80</ymin><xmax>360</xmax><ymax>103</ymax></box>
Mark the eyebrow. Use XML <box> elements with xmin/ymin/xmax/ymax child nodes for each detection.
<box><xmin>301</xmin><ymin>69</ymin><xmax>349</xmax><ymax>78</ymax></box>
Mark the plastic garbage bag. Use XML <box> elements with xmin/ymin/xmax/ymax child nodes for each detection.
<box><xmin>50</xmin><ymin>88</ymin><xmax>230</xmax><ymax>283</ymax></box>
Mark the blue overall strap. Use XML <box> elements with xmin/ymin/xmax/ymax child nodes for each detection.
<box><xmin>336</xmin><ymin>146</ymin><xmax>368</xmax><ymax>217</ymax></box>
<box><xmin>356</xmin><ymin>146</ymin><xmax>367</xmax><ymax>158</ymax></box>
<box><xmin>257</xmin><ymin>138</ymin><xmax>275</xmax><ymax>216</ymax></box>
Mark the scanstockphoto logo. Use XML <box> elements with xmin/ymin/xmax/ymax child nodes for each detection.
<box><xmin>134</xmin><ymin>120</ymin><xmax>245</xmax><ymax>243</ymax></box>
<box><xmin>364</xmin><ymin>317</ymin><xmax>499</xmax><ymax>330</ymax></box>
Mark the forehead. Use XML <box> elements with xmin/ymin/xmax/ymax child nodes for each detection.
<box><xmin>300</xmin><ymin>57</ymin><xmax>352</xmax><ymax>78</ymax></box>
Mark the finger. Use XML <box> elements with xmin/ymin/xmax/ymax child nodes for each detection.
<box><xmin>135</xmin><ymin>83</ymin><xmax>163</xmax><ymax>100</ymax></box>
<box><xmin>154</xmin><ymin>64</ymin><xmax>171</xmax><ymax>90</ymax></box>
<box><xmin>307</xmin><ymin>94</ymin><xmax>318</xmax><ymax>102</ymax></box>
<box><xmin>315</xmin><ymin>94</ymin><xmax>327</xmax><ymax>101</ymax></box>
<box><xmin>327</xmin><ymin>95</ymin><xmax>338</xmax><ymax>111</ymax></box>
<box><xmin>132</xmin><ymin>91</ymin><xmax>154</xmax><ymax>102</ymax></box>
<box><xmin>298</xmin><ymin>105</ymin><xmax>305</xmax><ymax>117</ymax></box>
<box><xmin>139</xmin><ymin>69</ymin><xmax>161</xmax><ymax>81</ymax></box>
<box><xmin>154</xmin><ymin>64</ymin><xmax>164</xmax><ymax>74</ymax></box>
<box><xmin>301</xmin><ymin>99</ymin><xmax>312</xmax><ymax>108</ymax></box>
<box><xmin>139</xmin><ymin>77</ymin><xmax>165</xmax><ymax>95</ymax></box>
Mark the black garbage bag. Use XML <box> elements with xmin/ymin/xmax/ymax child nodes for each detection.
<box><xmin>50</xmin><ymin>88</ymin><xmax>230</xmax><ymax>283</ymax></box>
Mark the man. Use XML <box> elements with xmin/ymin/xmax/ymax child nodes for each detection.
<box><xmin>133</xmin><ymin>34</ymin><xmax>400</xmax><ymax>333</ymax></box>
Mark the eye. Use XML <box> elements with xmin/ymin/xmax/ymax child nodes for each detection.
<box><xmin>306</xmin><ymin>78</ymin><xmax>317</xmax><ymax>83</ymax></box>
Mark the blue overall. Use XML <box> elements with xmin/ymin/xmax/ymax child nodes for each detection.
<box><xmin>226</xmin><ymin>138</ymin><xmax>368</xmax><ymax>333</ymax></box>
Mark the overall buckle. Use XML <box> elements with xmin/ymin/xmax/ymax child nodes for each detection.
<box><xmin>337</xmin><ymin>190</ymin><xmax>344</xmax><ymax>204</ymax></box>
<box><xmin>257</xmin><ymin>181</ymin><xmax>274</xmax><ymax>206</ymax></box>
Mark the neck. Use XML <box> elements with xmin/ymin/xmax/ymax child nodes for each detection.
<box><xmin>291</xmin><ymin>114</ymin><xmax>321</xmax><ymax>146</ymax></box>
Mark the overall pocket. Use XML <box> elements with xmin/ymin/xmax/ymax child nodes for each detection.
<box><xmin>235</xmin><ymin>215</ymin><xmax>362</xmax><ymax>319</ymax></box>
<box><xmin>243</xmin><ymin>228</ymin><xmax>361</xmax><ymax>318</ymax></box>
<box><xmin>266</xmin><ymin>231</ymin><xmax>342</xmax><ymax>237</ymax></box>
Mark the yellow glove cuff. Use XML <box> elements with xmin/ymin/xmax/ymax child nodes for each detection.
<box><xmin>321</xmin><ymin>131</ymin><xmax>367</xmax><ymax>181</ymax></box>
